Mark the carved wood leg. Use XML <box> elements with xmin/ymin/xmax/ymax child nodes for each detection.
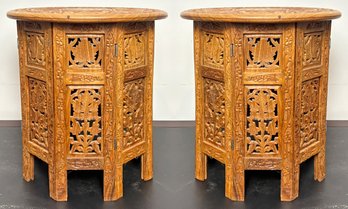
<box><xmin>103</xmin><ymin>165</ymin><xmax>118</xmax><ymax>201</ymax></box>
<box><xmin>48</xmin><ymin>164</ymin><xmax>55</xmax><ymax>199</ymax></box>
<box><xmin>281</xmin><ymin>165</ymin><xmax>299</xmax><ymax>201</ymax></box>
<box><xmin>141</xmin><ymin>151</ymin><xmax>153</xmax><ymax>181</ymax></box>
<box><xmin>314</xmin><ymin>98</ymin><xmax>327</xmax><ymax>182</ymax></box>
<box><xmin>225</xmin><ymin>163</ymin><xmax>233</xmax><ymax>200</ymax></box>
<box><xmin>228</xmin><ymin>158</ymin><xmax>245</xmax><ymax>201</ymax></box>
<box><xmin>49</xmin><ymin>167</ymin><xmax>67</xmax><ymax>201</ymax></box>
<box><xmin>22</xmin><ymin>147</ymin><xmax>34</xmax><ymax>181</ymax></box>
<box><xmin>114</xmin><ymin>164</ymin><xmax>123</xmax><ymax>200</ymax></box>
<box><xmin>314</xmin><ymin>150</ymin><xmax>326</xmax><ymax>181</ymax></box>
<box><xmin>195</xmin><ymin>150</ymin><xmax>207</xmax><ymax>181</ymax></box>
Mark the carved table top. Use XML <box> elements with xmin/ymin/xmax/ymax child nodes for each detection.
<box><xmin>181</xmin><ymin>7</ymin><xmax>341</xmax><ymax>23</ymax></box>
<box><xmin>7</xmin><ymin>7</ymin><xmax>167</xmax><ymax>23</ymax></box>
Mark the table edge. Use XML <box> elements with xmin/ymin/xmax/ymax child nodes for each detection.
<box><xmin>7</xmin><ymin>7</ymin><xmax>168</xmax><ymax>23</ymax></box>
<box><xmin>180</xmin><ymin>7</ymin><xmax>341</xmax><ymax>23</ymax></box>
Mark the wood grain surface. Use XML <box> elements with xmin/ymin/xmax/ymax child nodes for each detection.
<box><xmin>8</xmin><ymin>7</ymin><xmax>167</xmax><ymax>23</ymax></box>
<box><xmin>181</xmin><ymin>7</ymin><xmax>341</xmax><ymax>23</ymax></box>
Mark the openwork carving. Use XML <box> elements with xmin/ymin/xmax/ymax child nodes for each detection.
<box><xmin>123</xmin><ymin>79</ymin><xmax>145</xmax><ymax>148</ymax></box>
<box><xmin>69</xmin><ymin>88</ymin><xmax>102</xmax><ymax>155</ymax></box>
<box><xmin>245</xmin><ymin>36</ymin><xmax>281</xmax><ymax>68</ymax></box>
<box><xmin>203</xmin><ymin>78</ymin><xmax>225</xmax><ymax>148</ymax></box>
<box><xmin>300</xmin><ymin>78</ymin><xmax>319</xmax><ymax>149</ymax></box>
<box><xmin>303</xmin><ymin>32</ymin><xmax>322</xmax><ymax>67</ymax></box>
<box><xmin>124</xmin><ymin>32</ymin><xmax>145</xmax><ymax>69</ymax></box>
<box><xmin>29</xmin><ymin>78</ymin><xmax>48</xmax><ymax>150</ymax></box>
<box><xmin>26</xmin><ymin>32</ymin><xmax>45</xmax><ymax>66</ymax></box>
<box><xmin>246</xmin><ymin>88</ymin><xmax>279</xmax><ymax>155</ymax></box>
<box><xmin>203</xmin><ymin>32</ymin><xmax>224</xmax><ymax>69</ymax></box>
<box><xmin>67</xmin><ymin>35</ymin><xmax>104</xmax><ymax>68</ymax></box>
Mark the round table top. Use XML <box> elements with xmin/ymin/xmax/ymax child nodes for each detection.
<box><xmin>181</xmin><ymin>7</ymin><xmax>341</xmax><ymax>23</ymax></box>
<box><xmin>7</xmin><ymin>7</ymin><xmax>167</xmax><ymax>23</ymax></box>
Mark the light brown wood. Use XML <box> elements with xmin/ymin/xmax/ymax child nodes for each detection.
<box><xmin>182</xmin><ymin>7</ymin><xmax>340</xmax><ymax>201</ymax></box>
<box><xmin>9</xmin><ymin>7</ymin><xmax>166</xmax><ymax>201</ymax></box>
<box><xmin>7</xmin><ymin>7</ymin><xmax>167</xmax><ymax>23</ymax></box>
<box><xmin>181</xmin><ymin>7</ymin><xmax>341</xmax><ymax>23</ymax></box>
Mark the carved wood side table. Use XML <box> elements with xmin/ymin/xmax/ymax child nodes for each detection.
<box><xmin>7</xmin><ymin>7</ymin><xmax>167</xmax><ymax>201</ymax></box>
<box><xmin>181</xmin><ymin>7</ymin><xmax>341</xmax><ymax>201</ymax></box>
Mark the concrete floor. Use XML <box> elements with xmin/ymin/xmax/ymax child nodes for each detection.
<box><xmin>0</xmin><ymin>126</ymin><xmax>347</xmax><ymax>209</ymax></box>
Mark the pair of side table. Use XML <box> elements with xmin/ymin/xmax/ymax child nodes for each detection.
<box><xmin>7</xmin><ymin>7</ymin><xmax>341</xmax><ymax>201</ymax></box>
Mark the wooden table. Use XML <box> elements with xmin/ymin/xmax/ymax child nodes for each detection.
<box><xmin>181</xmin><ymin>7</ymin><xmax>341</xmax><ymax>201</ymax></box>
<box><xmin>7</xmin><ymin>7</ymin><xmax>167</xmax><ymax>201</ymax></box>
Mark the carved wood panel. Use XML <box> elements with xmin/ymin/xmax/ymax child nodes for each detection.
<box><xmin>203</xmin><ymin>78</ymin><xmax>225</xmax><ymax>148</ymax></box>
<box><xmin>67</xmin><ymin>35</ymin><xmax>104</xmax><ymax>69</ymax></box>
<box><xmin>245</xmin><ymin>35</ymin><xmax>281</xmax><ymax>69</ymax></box>
<box><xmin>303</xmin><ymin>32</ymin><xmax>323</xmax><ymax>67</ymax></box>
<box><xmin>124</xmin><ymin>32</ymin><xmax>145</xmax><ymax>70</ymax></box>
<box><xmin>245</xmin><ymin>87</ymin><xmax>280</xmax><ymax>156</ymax></box>
<box><xmin>300</xmin><ymin>78</ymin><xmax>320</xmax><ymax>150</ymax></box>
<box><xmin>123</xmin><ymin>79</ymin><xmax>145</xmax><ymax>148</ymax></box>
<box><xmin>20</xmin><ymin>21</ymin><xmax>53</xmax><ymax>166</ymax></box>
<box><xmin>68</xmin><ymin>87</ymin><xmax>103</xmax><ymax>156</ymax></box>
<box><xmin>202</xmin><ymin>32</ymin><xmax>224</xmax><ymax>69</ymax></box>
<box><xmin>26</xmin><ymin>32</ymin><xmax>45</xmax><ymax>67</ymax></box>
<box><xmin>28</xmin><ymin>78</ymin><xmax>48</xmax><ymax>150</ymax></box>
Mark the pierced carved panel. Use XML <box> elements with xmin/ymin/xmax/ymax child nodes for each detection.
<box><xmin>69</xmin><ymin>87</ymin><xmax>103</xmax><ymax>156</ymax></box>
<box><xmin>202</xmin><ymin>32</ymin><xmax>224</xmax><ymax>69</ymax></box>
<box><xmin>124</xmin><ymin>32</ymin><xmax>145</xmax><ymax>70</ymax></box>
<box><xmin>246</xmin><ymin>87</ymin><xmax>280</xmax><ymax>156</ymax></box>
<box><xmin>123</xmin><ymin>79</ymin><xmax>145</xmax><ymax>148</ymax></box>
<box><xmin>300</xmin><ymin>78</ymin><xmax>320</xmax><ymax>150</ymax></box>
<box><xmin>303</xmin><ymin>32</ymin><xmax>323</xmax><ymax>67</ymax></box>
<box><xmin>26</xmin><ymin>32</ymin><xmax>45</xmax><ymax>67</ymax></box>
<box><xmin>203</xmin><ymin>78</ymin><xmax>225</xmax><ymax>148</ymax></box>
<box><xmin>67</xmin><ymin>35</ymin><xmax>104</xmax><ymax>69</ymax></box>
<box><xmin>245</xmin><ymin>35</ymin><xmax>281</xmax><ymax>69</ymax></box>
<box><xmin>29</xmin><ymin>78</ymin><xmax>48</xmax><ymax>150</ymax></box>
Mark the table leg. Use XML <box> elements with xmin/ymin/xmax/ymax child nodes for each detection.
<box><xmin>281</xmin><ymin>165</ymin><xmax>299</xmax><ymax>201</ymax></box>
<box><xmin>22</xmin><ymin>147</ymin><xmax>34</xmax><ymax>181</ymax></box>
<box><xmin>103</xmin><ymin>162</ymin><xmax>123</xmax><ymax>201</ymax></box>
<box><xmin>141</xmin><ymin>151</ymin><xmax>153</xmax><ymax>181</ymax></box>
<box><xmin>226</xmin><ymin>158</ymin><xmax>245</xmax><ymax>201</ymax></box>
<box><xmin>225</xmin><ymin>163</ymin><xmax>233</xmax><ymax>200</ymax></box>
<box><xmin>195</xmin><ymin>150</ymin><xmax>207</xmax><ymax>181</ymax></box>
<box><xmin>115</xmin><ymin>164</ymin><xmax>123</xmax><ymax>199</ymax></box>
<box><xmin>48</xmin><ymin>166</ymin><xmax>67</xmax><ymax>201</ymax></box>
<box><xmin>314</xmin><ymin>150</ymin><xmax>326</xmax><ymax>181</ymax></box>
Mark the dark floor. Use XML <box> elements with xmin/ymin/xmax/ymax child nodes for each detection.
<box><xmin>0</xmin><ymin>127</ymin><xmax>347</xmax><ymax>209</ymax></box>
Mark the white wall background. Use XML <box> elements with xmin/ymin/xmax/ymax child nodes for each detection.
<box><xmin>0</xmin><ymin>0</ymin><xmax>347</xmax><ymax>121</ymax></box>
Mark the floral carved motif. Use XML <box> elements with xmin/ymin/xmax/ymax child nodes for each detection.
<box><xmin>246</xmin><ymin>88</ymin><xmax>279</xmax><ymax>155</ymax></box>
<box><xmin>245</xmin><ymin>36</ymin><xmax>281</xmax><ymax>68</ymax></box>
<box><xmin>203</xmin><ymin>78</ymin><xmax>225</xmax><ymax>148</ymax></box>
<box><xmin>26</xmin><ymin>32</ymin><xmax>45</xmax><ymax>66</ymax></box>
<box><xmin>300</xmin><ymin>78</ymin><xmax>319</xmax><ymax>149</ymax></box>
<box><xmin>203</xmin><ymin>32</ymin><xmax>224</xmax><ymax>69</ymax></box>
<box><xmin>67</xmin><ymin>35</ymin><xmax>104</xmax><ymax>68</ymax></box>
<box><xmin>123</xmin><ymin>79</ymin><xmax>145</xmax><ymax>148</ymax></box>
<box><xmin>124</xmin><ymin>32</ymin><xmax>145</xmax><ymax>69</ymax></box>
<box><xmin>29</xmin><ymin>78</ymin><xmax>48</xmax><ymax>150</ymax></box>
<box><xmin>303</xmin><ymin>32</ymin><xmax>322</xmax><ymax>67</ymax></box>
<box><xmin>69</xmin><ymin>88</ymin><xmax>102</xmax><ymax>155</ymax></box>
